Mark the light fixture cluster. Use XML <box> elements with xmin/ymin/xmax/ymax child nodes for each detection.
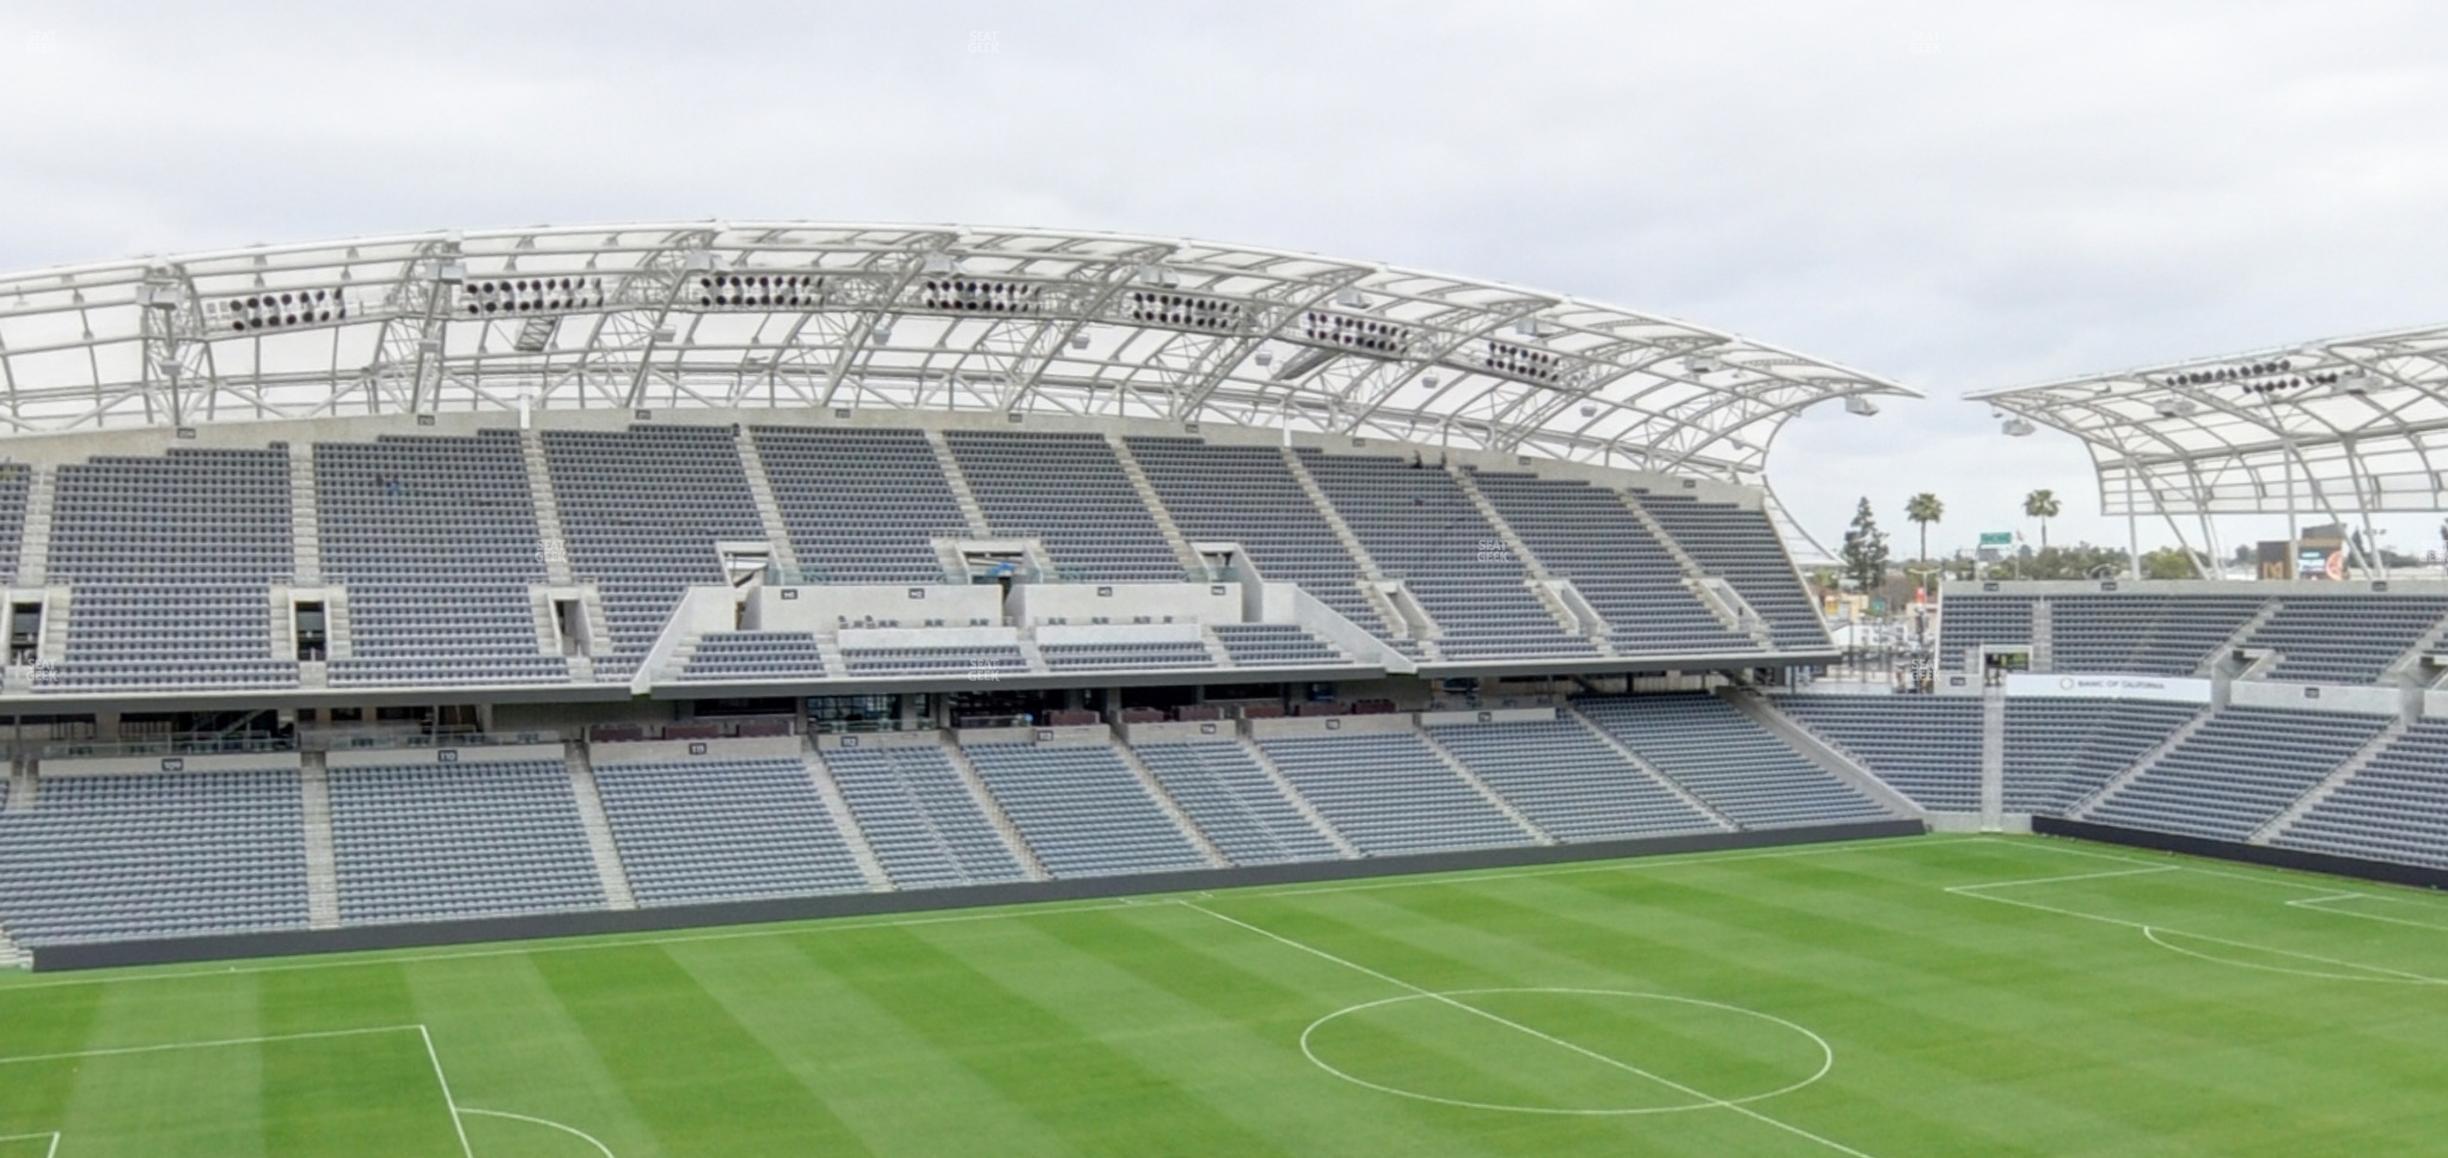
<box><xmin>1123</xmin><ymin>289</ymin><xmax>1239</xmax><ymax>333</ymax></box>
<box><xmin>1300</xmin><ymin>309</ymin><xmax>1411</xmax><ymax>355</ymax></box>
<box><xmin>696</xmin><ymin>273</ymin><xmax>822</xmax><ymax>309</ymax></box>
<box><xmin>460</xmin><ymin>277</ymin><xmax>608</xmax><ymax>316</ymax></box>
<box><xmin>916</xmin><ymin>277</ymin><xmax>1043</xmax><ymax>315</ymax></box>
<box><xmin>2159</xmin><ymin>357</ymin><xmax>2355</xmax><ymax>395</ymax></box>
<box><xmin>216</xmin><ymin>289</ymin><xmax>349</xmax><ymax>333</ymax></box>
<box><xmin>1477</xmin><ymin>339</ymin><xmax>1562</xmax><ymax>384</ymax></box>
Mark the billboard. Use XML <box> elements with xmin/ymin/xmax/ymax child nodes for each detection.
<box><xmin>2004</xmin><ymin>673</ymin><xmax>2213</xmax><ymax>703</ymax></box>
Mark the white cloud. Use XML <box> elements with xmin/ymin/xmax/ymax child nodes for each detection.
<box><xmin>3</xmin><ymin>0</ymin><xmax>2446</xmax><ymax>564</ymax></box>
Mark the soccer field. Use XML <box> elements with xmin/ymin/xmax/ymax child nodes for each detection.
<box><xmin>2</xmin><ymin>834</ymin><xmax>2445</xmax><ymax>1156</ymax></box>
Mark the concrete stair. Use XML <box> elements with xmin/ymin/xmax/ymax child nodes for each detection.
<box><xmin>520</xmin><ymin>430</ymin><xmax>575</xmax><ymax>585</ymax></box>
<box><xmin>1980</xmin><ymin>687</ymin><xmax>2007</xmax><ymax>828</ymax></box>
<box><xmin>942</xmin><ymin>739</ymin><xmax>1050</xmax><ymax>880</ymax></box>
<box><xmin>565</xmin><ymin>742</ymin><xmax>639</xmax><ymax>910</ymax></box>
<box><xmin>924</xmin><ymin>429</ymin><xmax>993</xmax><ymax>536</ymax></box>
<box><xmin>16</xmin><ymin>466</ymin><xmax>51</xmax><ymax>586</ymax></box>
<box><xmin>2199</xmin><ymin>598</ymin><xmax>2282</xmax><ymax>678</ymax></box>
<box><xmin>2384</xmin><ymin>611</ymin><xmax>2448</xmax><ymax>684</ymax></box>
<box><xmin>1239</xmin><ymin>737</ymin><xmax>1361</xmax><ymax>857</ymax></box>
<box><xmin>2028</xmin><ymin>598</ymin><xmax>2055</xmax><ymax>673</ymax></box>
<box><xmin>1111</xmin><ymin>741</ymin><xmax>1230</xmax><ymax>868</ymax></box>
<box><xmin>298</xmin><ymin>751</ymin><xmax>341</xmax><ymax>930</ymax></box>
<box><xmin>1196</xmin><ymin>626</ymin><xmax>1236</xmax><ymax>669</ymax></box>
<box><xmin>735</xmin><ymin>429</ymin><xmax>804</xmax><ymax>579</ymax></box>
<box><xmin>1108</xmin><ymin>434</ymin><xmax>1210</xmax><ymax>580</ymax></box>
<box><xmin>2251</xmin><ymin>716</ymin><xmax>2414</xmax><ymax>845</ymax></box>
<box><xmin>2071</xmin><ymin>705</ymin><xmax>2220</xmax><ymax>817</ymax></box>
<box><xmin>1561</xmin><ymin>706</ymin><xmax>1738</xmax><ymax>831</ymax></box>
<box><xmin>289</xmin><ymin>445</ymin><xmax>321</xmax><ymax>584</ymax></box>
<box><xmin>1418</xmin><ymin>726</ymin><xmax>1555</xmax><ymax>845</ymax></box>
<box><xmin>322</xmin><ymin>590</ymin><xmax>355</xmax><ymax>661</ymax></box>
<box><xmin>5</xmin><ymin>761</ymin><xmax>32</xmax><ymax>813</ymax></box>
<box><xmin>1723</xmin><ymin>688</ymin><xmax>1924</xmax><ymax>817</ymax></box>
<box><xmin>801</xmin><ymin>742</ymin><xmax>892</xmax><ymax>891</ymax></box>
<box><xmin>37</xmin><ymin>586</ymin><xmax>68</xmax><ymax>668</ymax></box>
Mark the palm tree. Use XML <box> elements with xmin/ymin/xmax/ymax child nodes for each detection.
<box><xmin>2023</xmin><ymin>488</ymin><xmax>2061</xmax><ymax>550</ymax></box>
<box><xmin>1904</xmin><ymin>493</ymin><xmax>1944</xmax><ymax>583</ymax></box>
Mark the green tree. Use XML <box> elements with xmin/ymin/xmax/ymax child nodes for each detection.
<box><xmin>1841</xmin><ymin>497</ymin><xmax>1890</xmax><ymax>596</ymax></box>
<box><xmin>2141</xmin><ymin>546</ymin><xmax>2202</xmax><ymax>580</ymax></box>
<box><xmin>1904</xmin><ymin>492</ymin><xmax>1944</xmax><ymax>569</ymax></box>
<box><xmin>2023</xmin><ymin>488</ymin><xmax>2061</xmax><ymax>550</ymax></box>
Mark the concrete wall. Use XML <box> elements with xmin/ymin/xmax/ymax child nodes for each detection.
<box><xmin>1119</xmin><ymin>719</ymin><xmax>1238</xmax><ymax>744</ymax></box>
<box><xmin>41</xmin><ymin>750</ymin><xmax>302</xmax><ymax>777</ymax></box>
<box><xmin>1944</xmin><ymin>577</ymin><xmax>2448</xmax><ymax>598</ymax></box>
<box><xmin>751</xmin><ymin>583</ymin><xmax>1002</xmax><ymax>632</ymax></box>
<box><xmin>592</xmin><ymin>735</ymin><xmax>803</xmax><ymax>765</ymax></box>
<box><xmin>812</xmin><ymin>730</ymin><xmax>942</xmax><ymax>752</ymax></box>
<box><xmin>2002</xmin><ymin>673</ymin><xmax>2214</xmax><ymax>704</ymax></box>
<box><xmin>2035</xmin><ymin>816</ymin><xmax>2448</xmax><ymax>893</ymax></box>
<box><xmin>954</xmin><ymin>724</ymin><xmax>1111</xmax><ymax>747</ymax></box>
<box><xmin>325</xmin><ymin>742</ymin><xmax>564</xmax><ymax>770</ymax></box>
<box><xmin>1417</xmin><ymin>706</ymin><xmax>1557</xmax><ymax>727</ymax></box>
<box><xmin>1245</xmin><ymin>713</ymin><xmax>1416</xmax><ymax>740</ymax></box>
<box><xmin>1010</xmin><ymin>582</ymin><xmax>1240</xmax><ymax>626</ymax></box>
<box><xmin>2225</xmin><ymin>679</ymin><xmax>2403</xmax><ymax>717</ymax></box>
<box><xmin>1034</xmin><ymin>623</ymin><xmax>1205</xmax><ymax>647</ymax></box>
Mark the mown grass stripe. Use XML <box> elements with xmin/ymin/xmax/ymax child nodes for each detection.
<box><xmin>795</xmin><ymin>921</ymin><xmax>1296</xmax><ymax>1157</ymax></box>
<box><xmin>530</xmin><ymin>944</ymin><xmax>869</xmax><ymax>1154</ymax></box>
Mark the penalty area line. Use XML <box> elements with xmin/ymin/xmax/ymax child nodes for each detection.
<box><xmin>1947</xmin><ymin>884</ymin><xmax>2448</xmax><ymax>985</ymax></box>
<box><xmin>1177</xmin><ymin>900</ymin><xmax>1878</xmax><ymax>1157</ymax></box>
<box><xmin>0</xmin><ymin>1133</ymin><xmax>59</xmax><ymax>1158</ymax></box>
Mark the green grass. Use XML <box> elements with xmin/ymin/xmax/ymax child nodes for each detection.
<box><xmin>4</xmin><ymin>834</ymin><xmax>2448</xmax><ymax>1155</ymax></box>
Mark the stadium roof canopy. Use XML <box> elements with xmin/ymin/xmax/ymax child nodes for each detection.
<box><xmin>0</xmin><ymin>222</ymin><xmax>1909</xmax><ymax>493</ymax></box>
<box><xmin>1970</xmin><ymin>322</ymin><xmax>2448</xmax><ymax>527</ymax></box>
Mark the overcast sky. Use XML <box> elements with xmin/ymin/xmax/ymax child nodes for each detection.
<box><xmin>5</xmin><ymin>0</ymin><xmax>2447</xmax><ymax>566</ymax></box>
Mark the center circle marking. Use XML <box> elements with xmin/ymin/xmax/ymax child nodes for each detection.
<box><xmin>1298</xmin><ymin>987</ymin><xmax>1833</xmax><ymax>1116</ymax></box>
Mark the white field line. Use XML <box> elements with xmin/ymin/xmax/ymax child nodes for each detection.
<box><xmin>0</xmin><ymin>836</ymin><xmax>1981</xmax><ymax>993</ymax></box>
<box><xmin>1945</xmin><ymin>866</ymin><xmax>2177</xmax><ymax>892</ymax></box>
<box><xmin>0</xmin><ymin>1023</ymin><xmax>426</xmax><ymax>1066</ymax></box>
<box><xmin>1181</xmin><ymin>901</ymin><xmax>1878</xmax><ymax>1158</ymax></box>
<box><xmin>2285</xmin><ymin>894</ymin><xmax>2448</xmax><ymax>932</ymax></box>
<box><xmin>457</xmin><ymin>1109</ymin><xmax>617</xmax><ymax>1158</ymax></box>
<box><xmin>419</xmin><ymin>1025</ymin><xmax>476</xmax><ymax>1158</ymax></box>
<box><xmin>1946</xmin><ymin>882</ymin><xmax>2448</xmax><ymax>985</ymax></box>
<box><xmin>0</xmin><ymin>1024</ymin><xmax>474</xmax><ymax>1158</ymax></box>
<box><xmin>0</xmin><ymin>1133</ymin><xmax>59</xmax><ymax>1158</ymax></box>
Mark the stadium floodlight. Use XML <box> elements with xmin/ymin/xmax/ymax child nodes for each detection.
<box><xmin>1844</xmin><ymin>396</ymin><xmax>1879</xmax><ymax>417</ymax></box>
<box><xmin>2002</xmin><ymin>417</ymin><xmax>2036</xmax><ymax>437</ymax></box>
